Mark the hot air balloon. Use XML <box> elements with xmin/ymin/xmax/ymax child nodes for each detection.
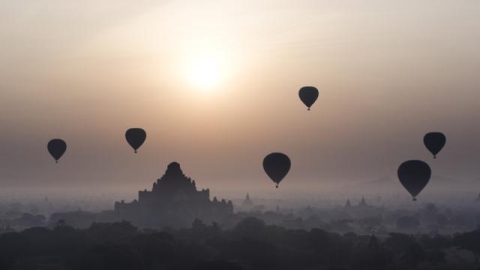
<box><xmin>47</xmin><ymin>139</ymin><xmax>67</xmax><ymax>163</ymax></box>
<box><xmin>424</xmin><ymin>132</ymin><xmax>446</xmax><ymax>159</ymax></box>
<box><xmin>397</xmin><ymin>160</ymin><xmax>431</xmax><ymax>201</ymax></box>
<box><xmin>299</xmin><ymin>86</ymin><xmax>319</xmax><ymax>111</ymax></box>
<box><xmin>125</xmin><ymin>128</ymin><xmax>146</xmax><ymax>153</ymax></box>
<box><xmin>263</xmin><ymin>153</ymin><xmax>291</xmax><ymax>188</ymax></box>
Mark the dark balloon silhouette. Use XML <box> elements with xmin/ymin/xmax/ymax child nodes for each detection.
<box><xmin>424</xmin><ymin>132</ymin><xmax>446</xmax><ymax>159</ymax></box>
<box><xmin>298</xmin><ymin>86</ymin><xmax>319</xmax><ymax>111</ymax></box>
<box><xmin>397</xmin><ymin>160</ymin><xmax>431</xmax><ymax>201</ymax></box>
<box><xmin>125</xmin><ymin>128</ymin><xmax>146</xmax><ymax>153</ymax></box>
<box><xmin>47</xmin><ymin>139</ymin><xmax>67</xmax><ymax>163</ymax></box>
<box><xmin>263</xmin><ymin>153</ymin><xmax>291</xmax><ymax>188</ymax></box>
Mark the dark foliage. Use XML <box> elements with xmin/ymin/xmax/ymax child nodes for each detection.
<box><xmin>0</xmin><ymin>218</ymin><xmax>477</xmax><ymax>270</ymax></box>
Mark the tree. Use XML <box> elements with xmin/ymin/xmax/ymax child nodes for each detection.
<box><xmin>384</xmin><ymin>233</ymin><xmax>426</xmax><ymax>268</ymax></box>
<box><xmin>195</xmin><ymin>260</ymin><xmax>244</xmax><ymax>270</ymax></box>
<box><xmin>396</xmin><ymin>216</ymin><xmax>420</xmax><ymax>231</ymax></box>
<box><xmin>86</xmin><ymin>221</ymin><xmax>138</xmax><ymax>245</ymax></box>
<box><xmin>454</xmin><ymin>229</ymin><xmax>480</xmax><ymax>264</ymax></box>
<box><xmin>0</xmin><ymin>232</ymin><xmax>30</xmax><ymax>269</ymax></box>
<box><xmin>222</xmin><ymin>237</ymin><xmax>277</xmax><ymax>269</ymax></box>
<box><xmin>232</xmin><ymin>217</ymin><xmax>266</xmax><ymax>240</ymax></box>
<box><xmin>192</xmin><ymin>218</ymin><xmax>207</xmax><ymax>230</ymax></box>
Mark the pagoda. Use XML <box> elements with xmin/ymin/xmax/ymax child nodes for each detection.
<box><xmin>242</xmin><ymin>193</ymin><xmax>254</xmax><ymax>208</ymax></box>
<box><xmin>115</xmin><ymin>162</ymin><xmax>233</xmax><ymax>228</ymax></box>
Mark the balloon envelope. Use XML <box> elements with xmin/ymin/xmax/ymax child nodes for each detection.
<box><xmin>397</xmin><ymin>160</ymin><xmax>431</xmax><ymax>201</ymax></box>
<box><xmin>47</xmin><ymin>139</ymin><xmax>67</xmax><ymax>163</ymax></box>
<box><xmin>299</xmin><ymin>86</ymin><xmax>319</xmax><ymax>110</ymax></box>
<box><xmin>424</xmin><ymin>132</ymin><xmax>446</xmax><ymax>159</ymax></box>
<box><xmin>263</xmin><ymin>153</ymin><xmax>291</xmax><ymax>188</ymax></box>
<box><xmin>125</xmin><ymin>128</ymin><xmax>147</xmax><ymax>153</ymax></box>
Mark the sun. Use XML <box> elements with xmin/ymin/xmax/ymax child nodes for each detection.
<box><xmin>190</xmin><ymin>58</ymin><xmax>222</xmax><ymax>89</ymax></box>
<box><xmin>185</xmin><ymin>52</ymin><xmax>226</xmax><ymax>91</ymax></box>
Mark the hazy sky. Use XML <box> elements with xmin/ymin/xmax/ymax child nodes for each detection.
<box><xmin>1</xmin><ymin>0</ymin><xmax>480</xmax><ymax>194</ymax></box>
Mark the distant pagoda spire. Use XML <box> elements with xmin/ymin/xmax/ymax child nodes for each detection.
<box><xmin>345</xmin><ymin>199</ymin><xmax>352</xmax><ymax>208</ymax></box>
<box><xmin>358</xmin><ymin>196</ymin><xmax>368</xmax><ymax>208</ymax></box>
<box><xmin>242</xmin><ymin>193</ymin><xmax>253</xmax><ymax>207</ymax></box>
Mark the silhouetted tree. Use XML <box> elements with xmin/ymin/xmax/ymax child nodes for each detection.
<box><xmin>131</xmin><ymin>232</ymin><xmax>175</xmax><ymax>269</ymax></box>
<box><xmin>384</xmin><ymin>233</ymin><xmax>426</xmax><ymax>268</ymax></box>
<box><xmin>86</xmin><ymin>221</ymin><xmax>138</xmax><ymax>245</ymax></box>
<box><xmin>0</xmin><ymin>232</ymin><xmax>30</xmax><ymax>269</ymax></box>
<box><xmin>222</xmin><ymin>237</ymin><xmax>277</xmax><ymax>270</ymax></box>
<box><xmin>419</xmin><ymin>234</ymin><xmax>449</xmax><ymax>265</ymax></box>
<box><xmin>192</xmin><ymin>218</ymin><xmax>207</xmax><ymax>230</ymax></box>
<box><xmin>396</xmin><ymin>216</ymin><xmax>420</xmax><ymax>231</ymax></box>
<box><xmin>232</xmin><ymin>217</ymin><xmax>266</xmax><ymax>240</ymax></box>
<box><xmin>454</xmin><ymin>229</ymin><xmax>480</xmax><ymax>264</ymax></box>
<box><xmin>0</xmin><ymin>216</ymin><xmax>475</xmax><ymax>270</ymax></box>
<box><xmin>195</xmin><ymin>260</ymin><xmax>244</xmax><ymax>270</ymax></box>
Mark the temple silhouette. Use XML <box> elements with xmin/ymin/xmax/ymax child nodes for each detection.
<box><xmin>115</xmin><ymin>162</ymin><xmax>233</xmax><ymax>228</ymax></box>
<box><xmin>242</xmin><ymin>193</ymin><xmax>253</xmax><ymax>208</ymax></box>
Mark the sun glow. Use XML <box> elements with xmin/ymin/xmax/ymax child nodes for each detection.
<box><xmin>184</xmin><ymin>51</ymin><xmax>228</xmax><ymax>92</ymax></box>
<box><xmin>190</xmin><ymin>57</ymin><xmax>222</xmax><ymax>88</ymax></box>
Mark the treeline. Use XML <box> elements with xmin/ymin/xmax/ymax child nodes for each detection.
<box><xmin>0</xmin><ymin>217</ymin><xmax>479</xmax><ymax>270</ymax></box>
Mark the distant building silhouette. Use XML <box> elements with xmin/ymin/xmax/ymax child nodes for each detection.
<box><xmin>358</xmin><ymin>196</ymin><xmax>368</xmax><ymax>208</ymax></box>
<box><xmin>115</xmin><ymin>162</ymin><xmax>233</xmax><ymax>228</ymax></box>
<box><xmin>343</xmin><ymin>197</ymin><xmax>374</xmax><ymax>212</ymax></box>
<box><xmin>345</xmin><ymin>199</ymin><xmax>352</xmax><ymax>208</ymax></box>
<box><xmin>242</xmin><ymin>193</ymin><xmax>254</xmax><ymax>208</ymax></box>
<box><xmin>49</xmin><ymin>210</ymin><xmax>97</xmax><ymax>229</ymax></box>
<box><xmin>476</xmin><ymin>193</ymin><xmax>480</xmax><ymax>202</ymax></box>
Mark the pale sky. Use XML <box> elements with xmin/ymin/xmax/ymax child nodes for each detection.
<box><xmin>1</xmin><ymin>0</ymin><xmax>480</xmax><ymax>194</ymax></box>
